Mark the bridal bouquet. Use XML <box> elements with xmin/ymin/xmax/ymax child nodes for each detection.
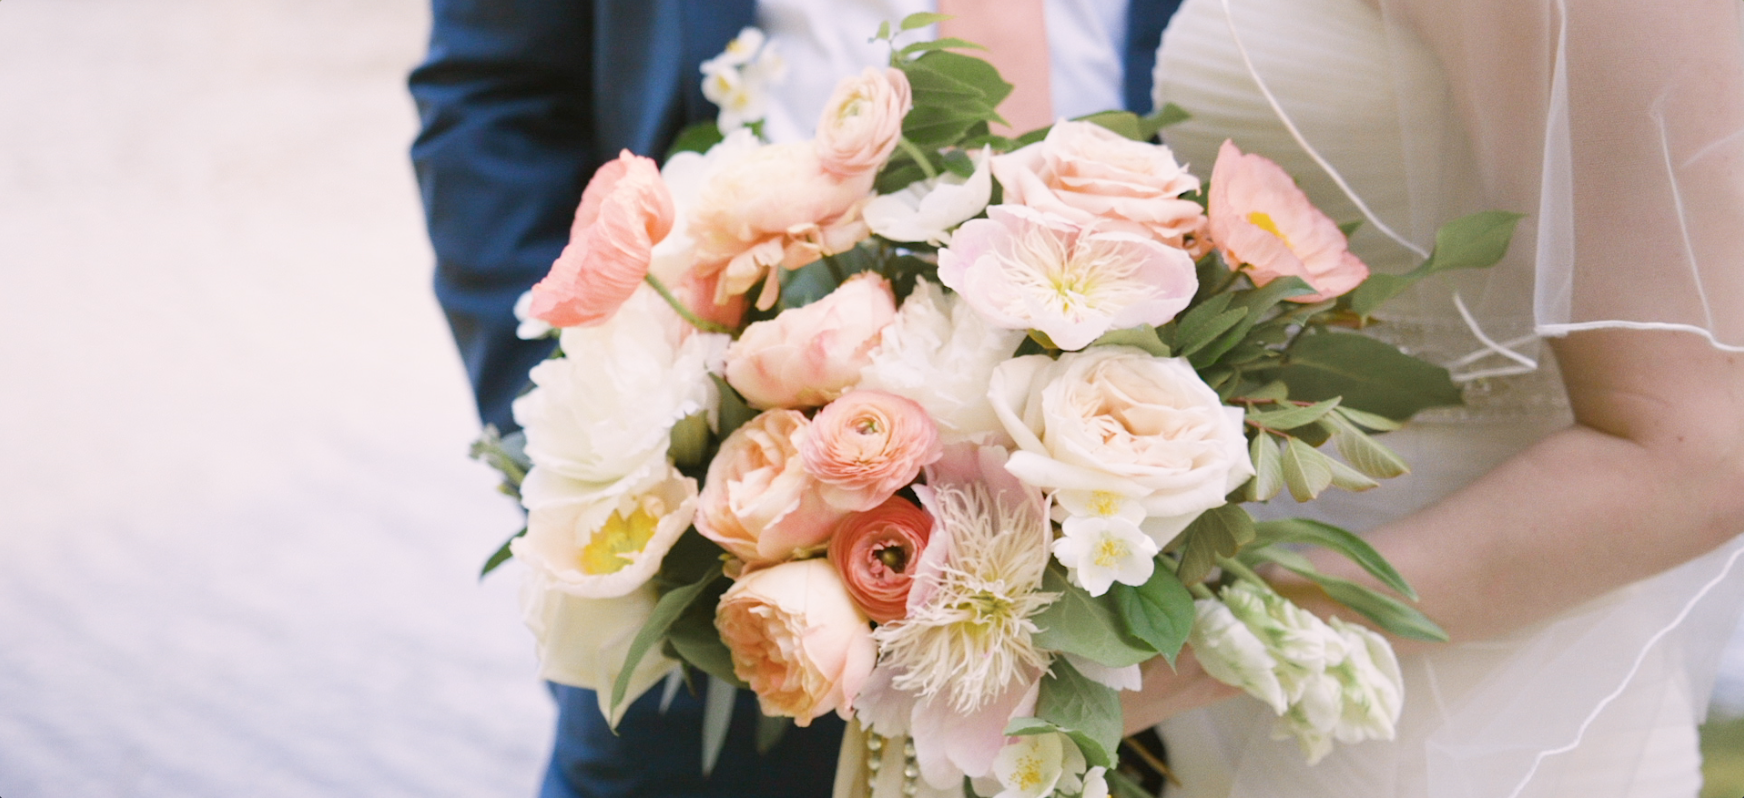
<box><xmin>474</xmin><ymin>19</ymin><xmax>1518</xmax><ymax>798</ymax></box>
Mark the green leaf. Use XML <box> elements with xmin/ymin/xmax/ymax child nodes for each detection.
<box><xmin>664</xmin><ymin>570</ymin><xmax>746</xmax><ymax>686</ymax></box>
<box><xmin>1171</xmin><ymin>294</ymin><xmax>1243</xmax><ymax>358</ymax></box>
<box><xmin>1279</xmin><ymin>435</ymin><xmax>1335</xmax><ymax>501</ymax></box>
<box><xmin>711</xmin><ymin>375</ymin><xmax>758</xmax><ymax>441</ymax></box>
<box><xmin>611</xmin><ymin>565</ymin><xmax>725</xmax><ymax>719</ymax></box>
<box><xmin>1332</xmin><ymin>405</ymin><xmax>1403</xmax><ymax>432</ymax></box>
<box><xmin>899</xmin><ymin>37</ymin><xmax>988</xmax><ymax>58</ymax></box>
<box><xmin>479</xmin><ymin>525</ymin><xmax>527</xmax><ymax>579</ymax></box>
<box><xmin>1004</xmin><ymin>717</ymin><xmax>1113</xmax><ymax>771</ymax></box>
<box><xmin>1168</xmin><ymin>504</ymin><xmax>1255</xmax><ymax>584</ymax></box>
<box><xmin>665</xmin><ymin>121</ymin><xmax>725</xmax><ymax>159</ymax></box>
<box><xmin>1326</xmin><ymin>456</ymin><xmax>1381</xmax><ymax>491</ymax></box>
<box><xmin>900</xmin><ymin>11</ymin><xmax>954</xmax><ymax>30</ymax></box>
<box><xmin>755</xmin><ymin>714</ymin><xmax>790</xmax><ymax>754</ymax></box>
<box><xmin>875</xmin><ymin>20</ymin><xmax>892</xmax><ymax>42</ymax></box>
<box><xmin>470</xmin><ymin>425</ymin><xmax>530</xmax><ymax>497</ymax></box>
<box><xmin>1111</xmin><ymin>563</ymin><xmax>1196</xmax><ymax>665</ymax></box>
<box><xmin>1035</xmin><ymin>658</ymin><xmax>1123</xmax><ymax>768</ymax></box>
<box><xmin>1106</xmin><ymin>768</ymin><xmax>1155</xmax><ymax>798</ymax></box>
<box><xmin>1246</xmin><ymin>397</ymin><xmax>1341</xmax><ymax>431</ymax></box>
<box><xmin>907</xmin><ymin>50</ymin><xmax>1013</xmax><ymax>108</ymax></box>
<box><xmin>1190</xmin><ymin>277</ymin><xmax>1315</xmax><ymax>368</ymax></box>
<box><xmin>1251</xmin><ymin>518</ymin><xmax>1417</xmax><ymax>600</ymax></box>
<box><xmin>1327</xmin><ymin>414</ymin><xmax>1410</xmax><ymax>479</ymax></box>
<box><xmin>1074</xmin><ymin>110</ymin><xmax>1144</xmax><ymax>141</ymax></box>
<box><xmin>1247</xmin><ymin>548</ymin><xmax>1447</xmax><ymax>641</ymax></box>
<box><xmin>1346</xmin><ymin>211</ymin><xmax>1524</xmax><ymax>316</ymax></box>
<box><xmin>1270</xmin><ymin>331</ymin><xmax>1462</xmax><ymax>420</ymax></box>
<box><xmin>1139</xmin><ymin>103</ymin><xmax>1190</xmax><ymax>139</ymax></box>
<box><xmin>1090</xmin><ymin>325</ymin><xmax>1170</xmax><ymax>357</ymax></box>
<box><xmin>1245</xmin><ymin>432</ymin><xmax>1284</xmax><ymax>502</ymax></box>
<box><xmin>1338</xmin><ymin>219</ymin><xmax>1363</xmax><ymax>238</ymax></box>
<box><xmin>1245</xmin><ymin>380</ymin><xmax>1290</xmax><ymax>401</ymax></box>
<box><xmin>902</xmin><ymin>103</ymin><xmax>993</xmax><ymax>148</ymax></box>
<box><xmin>1031</xmin><ymin>569</ymin><xmax>1155</xmax><ymax>667</ymax></box>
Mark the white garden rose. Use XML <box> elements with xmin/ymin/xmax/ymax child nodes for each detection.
<box><xmin>512</xmin><ymin>287</ymin><xmax>729</xmax><ymax>498</ymax></box>
<box><xmin>988</xmin><ymin>347</ymin><xmax>1254</xmax><ymax>544</ymax></box>
<box><xmin>512</xmin><ymin>464</ymin><xmax>698</xmax><ymax>598</ymax></box>
<box><xmin>1189</xmin><ymin>598</ymin><xmax>1288</xmax><ymax>713</ymax></box>
<box><xmin>858</xmin><ymin>279</ymin><xmax>1025</xmax><ymax>443</ymax></box>
<box><xmin>520</xmin><ymin>572</ymin><xmax>679</xmax><ymax>725</ymax></box>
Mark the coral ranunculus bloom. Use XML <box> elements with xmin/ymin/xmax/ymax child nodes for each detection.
<box><xmin>827</xmin><ymin>496</ymin><xmax>934</xmax><ymax>623</ymax></box>
<box><xmin>1207</xmin><ymin>140</ymin><xmax>1368</xmax><ymax>302</ymax></box>
<box><xmin>528</xmin><ymin>151</ymin><xmax>677</xmax><ymax>327</ymax></box>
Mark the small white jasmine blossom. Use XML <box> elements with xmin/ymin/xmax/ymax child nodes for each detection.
<box><xmin>1079</xmin><ymin>767</ymin><xmax>1110</xmax><ymax>798</ymax></box>
<box><xmin>699</xmin><ymin>28</ymin><xmax>786</xmax><ymax>133</ymax></box>
<box><xmin>865</xmin><ymin>147</ymin><xmax>995</xmax><ymax>246</ymax></box>
<box><xmin>711</xmin><ymin>26</ymin><xmax>766</xmax><ymax>68</ymax></box>
<box><xmin>513</xmin><ymin>289</ymin><xmax>554</xmax><ymax>339</ymax></box>
<box><xmin>1189</xmin><ymin>598</ymin><xmax>1288</xmax><ymax>713</ymax></box>
<box><xmin>1053</xmin><ymin>515</ymin><xmax>1159</xmax><ymax>596</ymax></box>
<box><xmin>990</xmin><ymin>733</ymin><xmax>1084</xmax><ymax>798</ymax></box>
<box><xmin>1064</xmin><ymin>653</ymin><xmax>1143</xmax><ymax>692</ymax></box>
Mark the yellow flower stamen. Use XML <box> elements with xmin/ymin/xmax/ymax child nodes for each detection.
<box><xmin>578</xmin><ymin>505</ymin><xmax>661</xmax><ymax>575</ymax></box>
<box><xmin>1093</xmin><ymin>537</ymin><xmax>1130</xmax><ymax>568</ymax></box>
<box><xmin>1011</xmin><ymin>754</ymin><xmax>1045</xmax><ymax>791</ymax></box>
<box><xmin>1089</xmin><ymin>491</ymin><xmax>1121</xmax><ymax>517</ymax></box>
<box><xmin>1247</xmin><ymin>211</ymin><xmax>1294</xmax><ymax>250</ymax></box>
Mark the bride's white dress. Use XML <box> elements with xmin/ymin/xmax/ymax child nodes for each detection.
<box><xmin>1152</xmin><ymin>0</ymin><xmax>1744</xmax><ymax>795</ymax></box>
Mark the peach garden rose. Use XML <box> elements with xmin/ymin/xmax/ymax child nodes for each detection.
<box><xmin>724</xmin><ymin>272</ymin><xmax>897</xmax><ymax>409</ymax></box>
<box><xmin>716</xmin><ymin>558</ymin><xmax>877</xmax><ymax>725</ymax></box>
<box><xmin>694</xmin><ymin>409</ymin><xmax>848</xmax><ymax>566</ymax></box>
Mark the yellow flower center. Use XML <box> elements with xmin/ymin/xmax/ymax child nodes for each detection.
<box><xmin>1093</xmin><ymin>537</ymin><xmax>1130</xmax><ymax>568</ymax></box>
<box><xmin>1247</xmin><ymin>211</ymin><xmax>1294</xmax><ymax>249</ymax></box>
<box><xmin>1011</xmin><ymin>753</ymin><xmax>1046</xmax><ymax>791</ymax></box>
<box><xmin>1089</xmin><ymin>491</ymin><xmax>1121</xmax><ymax>517</ymax></box>
<box><xmin>578</xmin><ymin>506</ymin><xmax>660</xmax><ymax>575</ymax></box>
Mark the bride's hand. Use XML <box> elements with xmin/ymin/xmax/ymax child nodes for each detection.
<box><xmin>1120</xmin><ymin>647</ymin><xmax>1241</xmax><ymax>735</ymax></box>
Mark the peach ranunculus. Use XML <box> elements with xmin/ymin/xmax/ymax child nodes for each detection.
<box><xmin>801</xmin><ymin>390</ymin><xmax>943</xmax><ymax>512</ymax></box>
<box><xmin>815</xmin><ymin>67</ymin><xmax>913</xmax><ymax>177</ymax></box>
<box><xmin>937</xmin><ymin>205</ymin><xmax>1198</xmax><ymax>351</ymax></box>
<box><xmin>695</xmin><ymin>409</ymin><xmax>848</xmax><ymax>566</ymax></box>
<box><xmin>528</xmin><ymin>151</ymin><xmax>676</xmax><ymax>327</ymax></box>
<box><xmin>826</xmin><ymin>496</ymin><xmax>933</xmax><ymax>623</ymax></box>
<box><xmin>688</xmin><ymin>143</ymin><xmax>873</xmax><ymax>310</ymax></box>
<box><xmin>990</xmin><ymin>120</ymin><xmax>1206</xmax><ymax>247</ymax></box>
<box><xmin>716</xmin><ymin>558</ymin><xmax>877</xmax><ymax>726</ymax></box>
<box><xmin>723</xmin><ymin>272</ymin><xmax>897</xmax><ymax>409</ymax></box>
<box><xmin>1207</xmin><ymin>140</ymin><xmax>1369</xmax><ymax>302</ymax></box>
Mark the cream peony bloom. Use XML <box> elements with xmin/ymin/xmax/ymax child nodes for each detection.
<box><xmin>988</xmin><ymin>348</ymin><xmax>1254</xmax><ymax>545</ymax></box>
<box><xmin>864</xmin><ymin>148</ymin><xmax>994</xmax><ymax>247</ymax></box>
<box><xmin>857</xmin><ymin>279</ymin><xmax>1025</xmax><ymax>443</ymax></box>
<box><xmin>520</xmin><ymin>572</ymin><xmax>679</xmax><ymax>726</ymax></box>
<box><xmin>512</xmin><ymin>287</ymin><xmax>729</xmax><ymax>499</ymax></box>
<box><xmin>512</xmin><ymin>465</ymin><xmax>697</xmax><ymax>599</ymax></box>
<box><xmin>938</xmin><ymin>204</ymin><xmax>1197</xmax><ymax>351</ymax></box>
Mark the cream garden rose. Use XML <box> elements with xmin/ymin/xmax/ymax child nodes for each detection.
<box><xmin>991</xmin><ymin>120</ymin><xmax>1206</xmax><ymax>246</ymax></box>
<box><xmin>715</xmin><ymin>558</ymin><xmax>877</xmax><ymax>725</ymax></box>
<box><xmin>988</xmin><ymin>347</ymin><xmax>1254</xmax><ymax>544</ymax></box>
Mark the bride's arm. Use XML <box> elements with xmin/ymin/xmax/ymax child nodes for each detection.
<box><xmin>1125</xmin><ymin>328</ymin><xmax>1744</xmax><ymax>733</ymax></box>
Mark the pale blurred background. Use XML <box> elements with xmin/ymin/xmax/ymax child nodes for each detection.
<box><xmin>0</xmin><ymin>1</ymin><xmax>1739</xmax><ymax>796</ymax></box>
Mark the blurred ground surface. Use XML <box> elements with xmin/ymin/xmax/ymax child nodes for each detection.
<box><xmin>0</xmin><ymin>2</ymin><xmax>550</xmax><ymax>796</ymax></box>
<box><xmin>0</xmin><ymin>1</ymin><xmax>1741</xmax><ymax>797</ymax></box>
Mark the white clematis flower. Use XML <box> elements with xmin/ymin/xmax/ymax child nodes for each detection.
<box><xmin>1052</xmin><ymin>515</ymin><xmax>1159</xmax><ymax>597</ymax></box>
<box><xmin>858</xmin><ymin>279</ymin><xmax>1026</xmax><ymax>443</ymax></box>
<box><xmin>864</xmin><ymin>148</ymin><xmax>995</xmax><ymax>246</ymax></box>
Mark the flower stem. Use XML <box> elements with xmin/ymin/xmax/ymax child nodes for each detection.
<box><xmin>897</xmin><ymin>136</ymin><xmax>939</xmax><ymax>181</ymax></box>
<box><xmin>644</xmin><ymin>273</ymin><xmax>735</xmax><ymax>336</ymax></box>
<box><xmin>1215</xmin><ymin>555</ymin><xmax>1272</xmax><ymax>592</ymax></box>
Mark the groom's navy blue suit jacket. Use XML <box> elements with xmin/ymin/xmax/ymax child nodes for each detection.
<box><xmin>410</xmin><ymin>0</ymin><xmax>1184</xmax><ymax>433</ymax></box>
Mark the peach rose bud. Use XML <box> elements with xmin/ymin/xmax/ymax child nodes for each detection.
<box><xmin>695</xmin><ymin>409</ymin><xmax>849</xmax><ymax>566</ymax></box>
<box><xmin>529</xmin><ymin>151</ymin><xmax>677</xmax><ymax>327</ymax></box>
<box><xmin>1207</xmin><ymin>140</ymin><xmax>1369</xmax><ymax>302</ymax></box>
<box><xmin>826</xmin><ymin>496</ymin><xmax>933</xmax><ymax>623</ymax></box>
<box><xmin>723</xmin><ymin>272</ymin><xmax>897</xmax><ymax>409</ymax></box>
<box><xmin>815</xmin><ymin>67</ymin><xmax>913</xmax><ymax>177</ymax></box>
<box><xmin>716</xmin><ymin>559</ymin><xmax>878</xmax><ymax>726</ymax></box>
<box><xmin>801</xmin><ymin>390</ymin><xmax>942</xmax><ymax>512</ymax></box>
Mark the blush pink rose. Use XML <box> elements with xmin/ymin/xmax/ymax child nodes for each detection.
<box><xmin>815</xmin><ymin>67</ymin><xmax>913</xmax><ymax>177</ymax></box>
<box><xmin>690</xmin><ymin>142</ymin><xmax>874</xmax><ymax>309</ymax></box>
<box><xmin>990</xmin><ymin>120</ymin><xmax>1206</xmax><ymax>246</ymax></box>
<box><xmin>1207</xmin><ymin>140</ymin><xmax>1369</xmax><ymax>302</ymax></box>
<box><xmin>695</xmin><ymin>409</ymin><xmax>848</xmax><ymax>566</ymax></box>
<box><xmin>529</xmin><ymin>151</ymin><xmax>676</xmax><ymax>327</ymax></box>
<box><xmin>716</xmin><ymin>558</ymin><xmax>877</xmax><ymax>726</ymax></box>
<box><xmin>826</xmin><ymin>496</ymin><xmax>933</xmax><ymax>623</ymax></box>
<box><xmin>724</xmin><ymin>272</ymin><xmax>897</xmax><ymax>409</ymax></box>
<box><xmin>801</xmin><ymin>390</ymin><xmax>942</xmax><ymax>512</ymax></box>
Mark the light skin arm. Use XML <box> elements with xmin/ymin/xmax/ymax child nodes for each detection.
<box><xmin>1124</xmin><ymin>328</ymin><xmax>1744</xmax><ymax>733</ymax></box>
